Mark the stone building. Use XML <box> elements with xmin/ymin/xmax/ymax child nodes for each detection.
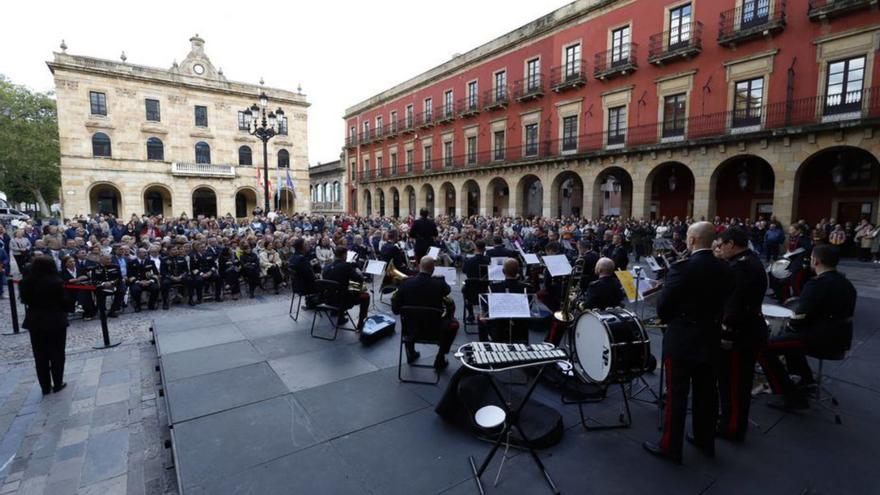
<box><xmin>48</xmin><ymin>35</ymin><xmax>310</xmax><ymax>219</ymax></box>
<box><xmin>309</xmin><ymin>160</ymin><xmax>344</xmax><ymax>215</ymax></box>
<box><xmin>344</xmin><ymin>0</ymin><xmax>880</xmax><ymax>227</ymax></box>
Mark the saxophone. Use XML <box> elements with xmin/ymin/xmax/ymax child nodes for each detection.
<box><xmin>552</xmin><ymin>256</ymin><xmax>586</xmax><ymax>323</ymax></box>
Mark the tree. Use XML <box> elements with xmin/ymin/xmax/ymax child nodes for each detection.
<box><xmin>0</xmin><ymin>75</ymin><xmax>60</xmax><ymax>217</ymax></box>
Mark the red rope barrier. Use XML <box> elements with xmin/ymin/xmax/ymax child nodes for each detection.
<box><xmin>10</xmin><ymin>279</ymin><xmax>98</xmax><ymax>291</ymax></box>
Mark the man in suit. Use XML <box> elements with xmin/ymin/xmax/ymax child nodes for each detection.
<box><xmin>644</xmin><ymin>222</ymin><xmax>734</xmax><ymax>465</ymax></box>
<box><xmin>461</xmin><ymin>240</ymin><xmax>491</xmax><ymax>323</ymax></box>
<box><xmin>322</xmin><ymin>246</ymin><xmax>370</xmax><ymax>330</ymax></box>
<box><xmin>392</xmin><ymin>256</ymin><xmax>459</xmax><ymax>370</ymax></box>
<box><xmin>380</xmin><ymin>230</ymin><xmax>414</xmax><ymax>275</ymax></box>
<box><xmin>583</xmin><ymin>257</ymin><xmax>626</xmax><ymax>310</ymax></box>
<box><xmin>410</xmin><ymin>208</ymin><xmax>439</xmax><ymax>261</ymax></box>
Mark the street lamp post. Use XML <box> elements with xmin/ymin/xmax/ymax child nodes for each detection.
<box><xmin>243</xmin><ymin>92</ymin><xmax>284</xmax><ymax>213</ymax></box>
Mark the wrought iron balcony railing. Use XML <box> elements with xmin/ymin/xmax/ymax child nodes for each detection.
<box><xmin>550</xmin><ymin>60</ymin><xmax>587</xmax><ymax>92</ymax></box>
<box><xmin>808</xmin><ymin>0</ymin><xmax>876</xmax><ymax>20</ymax></box>
<box><xmin>416</xmin><ymin>110</ymin><xmax>435</xmax><ymax>129</ymax></box>
<box><xmin>345</xmin><ymin>135</ymin><xmax>358</xmax><ymax>148</ymax></box>
<box><xmin>648</xmin><ymin>21</ymin><xmax>703</xmax><ymax>65</ymax></box>
<box><xmin>594</xmin><ymin>43</ymin><xmax>638</xmax><ymax>80</ymax></box>
<box><xmin>437</xmin><ymin>105</ymin><xmax>456</xmax><ymax>124</ymax></box>
<box><xmin>719</xmin><ymin>0</ymin><xmax>786</xmax><ymax>46</ymax></box>
<box><xmin>483</xmin><ymin>88</ymin><xmax>509</xmax><ymax>111</ymax></box>
<box><xmin>457</xmin><ymin>95</ymin><xmax>481</xmax><ymax>118</ymax></box>
<box><xmin>513</xmin><ymin>74</ymin><xmax>545</xmax><ymax>102</ymax></box>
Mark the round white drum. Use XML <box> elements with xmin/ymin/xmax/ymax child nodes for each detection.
<box><xmin>574</xmin><ymin>313</ymin><xmax>612</xmax><ymax>382</ymax></box>
<box><xmin>762</xmin><ymin>304</ymin><xmax>794</xmax><ymax>319</ymax></box>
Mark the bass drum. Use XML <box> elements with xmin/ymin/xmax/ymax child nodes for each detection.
<box><xmin>570</xmin><ymin>309</ymin><xmax>651</xmax><ymax>384</ymax></box>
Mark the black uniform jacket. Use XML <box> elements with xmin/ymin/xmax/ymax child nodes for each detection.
<box><xmin>583</xmin><ymin>275</ymin><xmax>627</xmax><ymax>310</ymax></box>
<box><xmin>322</xmin><ymin>260</ymin><xmax>362</xmax><ymax>287</ymax></box>
<box><xmin>289</xmin><ymin>253</ymin><xmax>316</xmax><ymax>294</ymax></box>
<box><xmin>489</xmin><ymin>279</ymin><xmax>535</xmax><ymax>294</ymax></box>
<box><xmin>391</xmin><ymin>272</ymin><xmax>450</xmax><ymax>314</ymax></box>
<box><xmin>790</xmin><ymin>270</ymin><xmax>856</xmax><ymax>353</ymax></box>
<box><xmin>462</xmin><ymin>254</ymin><xmax>490</xmax><ymax>280</ymax></box>
<box><xmin>21</xmin><ymin>277</ymin><xmax>68</xmax><ymax>331</ymax></box>
<box><xmin>380</xmin><ymin>243</ymin><xmax>409</xmax><ymax>271</ymax></box>
<box><xmin>657</xmin><ymin>250</ymin><xmax>734</xmax><ymax>362</ymax></box>
<box><xmin>411</xmin><ymin>218</ymin><xmax>438</xmax><ymax>253</ymax></box>
<box><xmin>486</xmin><ymin>245</ymin><xmax>519</xmax><ymax>261</ymax></box>
<box><xmin>722</xmin><ymin>250</ymin><xmax>769</xmax><ymax>350</ymax></box>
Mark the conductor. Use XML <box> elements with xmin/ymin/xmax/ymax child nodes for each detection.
<box><xmin>410</xmin><ymin>208</ymin><xmax>439</xmax><ymax>261</ymax></box>
<box><xmin>644</xmin><ymin>222</ymin><xmax>734</xmax><ymax>464</ymax></box>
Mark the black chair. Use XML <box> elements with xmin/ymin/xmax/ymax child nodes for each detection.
<box><xmin>462</xmin><ymin>278</ymin><xmax>489</xmax><ymax>336</ymax></box>
<box><xmin>398</xmin><ymin>305</ymin><xmax>444</xmax><ymax>384</ymax></box>
<box><xmin>309</xmin><ymin>279</ymin><xmax>357</xmax><ymax>341</ymax></box>
<box><xmin>288</xmin><ymin>271</ymin><xmax>315</xmax><ymax>322</ymax></box>
<box><xmin>807</xmin><ymin>348</ymin><xmax>846</xmax><ymax>425</ymax></box>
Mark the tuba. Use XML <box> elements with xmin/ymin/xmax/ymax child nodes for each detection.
<box><xmin>553</xmin><ymin>256</ymin><xmax>586</xmax><ymax>323</ymax></box>
<box><xmin>381</xmin><ymin>260</ymin><xmax>410</xmax><ymax>291</ymax></box>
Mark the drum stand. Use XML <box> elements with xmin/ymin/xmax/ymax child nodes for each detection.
<box><xmin>469</xmin><ymin>365</ymin><xmax>560</xmax><ymax>495</ymax></box>
<box><xmin>563</xmin><ymin>379</ymin><xmax>635</xmax><ymax>431</ymax></box>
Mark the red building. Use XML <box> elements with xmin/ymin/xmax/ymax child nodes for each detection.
<box><xmin>343</xmin><ymin>0</ymin><xmax>880</xmax><ymax>226</ymax></box>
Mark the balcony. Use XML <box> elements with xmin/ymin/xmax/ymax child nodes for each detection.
<box><xmin>808</xmin><ymin>0</ymin><xmax>876</xmax><ymax>20</ymax></box>
<box><xmin>312</xmin><ymin>201</ymin><xmax>343</xmax><ymax>211</ymax></box>
<box><xmin>359</xmin><ymin>130</ymin><xmax>373</xmax><ymax>144</ymax></box>
<box><xmin>345</xmin><ymin>136</ymin><xmax>358</xmax><ymax>148</ymax></box>
<box><xmin>550</xmin><ymin>61</ymin><xmax>587</xmax><ymax>92</ymax></box>
<box><xmin>437</xmin><ymin>106</ymin><xmax>455</xmax><ymax>125</ymax></box>
<box><xmin>171</xmin><ymin>162</ymin><xmax>235</xmax><ymax>178</ymax></box>
<box><xmin>648</xmin><ymin>22</ymin><xmax>703</xmax><ymax>65</ymax></box>
<box><xmin>373</xmin><ymin>128</ymin><xmax>385</xmax><ymax>142</ymax></box>
<box><xmin>416</xmin><ymin>111</ymin><xmax>435</xmax><ymax>129</ymax></box>
<box><xmin>483</xmin><ymin>88</ymin><xmax>509</xmax><ymax>111</ymax></box>
<box><xmin>513</xmin><ymin>75</ymin><xmax>545</xmax><ymax>102</ymax></box>
<box><xmin>718</xmin><ymin>0</ymin><xmax>786</xmax><ymax>47</ymax></box>
<box><xmin>457</xmin><ymin>96</ymin><xmax>481</xmax><ymax>118</ymax></box>
<box><xmin>401</xmin><ymin>118</ymin><xmax>415</xmax><ymax>134</ymax></box>
<box><xmin>385</xmin><ymin>122</ymin><xmax>400</xmax><ymax>139</ymax></box>
<box><xmin>594</xmin><ymin>44</ymin><xmax>638</xmax><ymax>80</ymax></box>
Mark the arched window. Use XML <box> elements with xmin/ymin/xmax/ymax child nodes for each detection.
<box><xmin>195</xmin><ymin>141</ymin><xmax>211</xmax><ymax>164</ymax></box>
<box><xmin>238</xmin><ymin>146</ymin><xmax>252</xmax><ymax>166</ymax></box>
<box><xmin>310</xmin><ymin>185</ymin><xmax>314</xmax><ymax>202</ymax></box>
<box><xmin>92</xmin><ymin>132</ymin><xmax>112</xmax><ymax>157</ymax></box>
<box><xmin>324</xmin><ymin>183</ymin><xmax>331</xmax><ymax>203</ymax></box>
<box><xmin>146</xmin><ymin>137</ymin><xmax>164</xmax><ymax>161</ymax></box>
<box><xmin>277</xmin><ymin>149</ymin><xmax>290</xmax><ymax>168</ymax></box>
<box><xmin>333</xmin><ymin>181</ymin><xmax>340</xmax><ymax>202</ymax></box>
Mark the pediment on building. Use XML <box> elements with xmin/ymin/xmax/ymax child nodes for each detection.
<box><xmin>176</xmin><ymin>34</ymin><xmax>222</xmax><ymax>80</ymax></box>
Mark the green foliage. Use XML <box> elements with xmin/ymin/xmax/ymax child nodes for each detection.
<box><xmin>0</xmin><ymin>74</ymin><xmax>60</xmax><ymax>210</ymax></box>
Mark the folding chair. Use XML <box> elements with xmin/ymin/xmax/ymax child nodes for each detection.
<box><xmin>398</xmin><ymin>306</ymin><xmax>444</xmax><ymax>384</ymax></box>
<box><xmin>309</xmin><ymin>279</ymin><xmax>357</xmax><ymax>341</ymax></box>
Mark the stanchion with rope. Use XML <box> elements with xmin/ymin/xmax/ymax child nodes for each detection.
<box><xmin>93</xmin><ymin>292</ymin><xmax>121</xmax><ymax>349</ymax></box>
<box><xmin>3</xmin><ymin>278</ymin><xmax>20</xmax><ymax>336</ymax></box>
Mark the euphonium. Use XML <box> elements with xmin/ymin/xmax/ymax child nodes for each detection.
<box><xmin>552</xmin><ymin>256</ymin><xmax>586</xmax><ymax>323</ymax></box>
<box><xmin>381</xmin><ymin>261</ymin><xmax>409</xmax><ymax>289</ymax></box>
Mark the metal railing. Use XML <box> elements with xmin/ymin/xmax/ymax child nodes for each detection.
<box><xmin>648</xmin><ymin>22</ymin><xmax>703</xmax><ymax>64</ymax></box>
<box><xmin>171</xmin><ymin>162</ymin><xmax>236</xmax><ymax>178</ymax></box>
<box><xmin>416</xmin><ymin>110</ymin><xmax>434</xmax><ymax>128</ymax></box>
<box><xmin>594</xmin><ymin>43</ymin><xmax>638</xmax><ymax>78</ymax></box>
<box><xmin>550</xmin><ymin>60</ymin><xmax>587</xmax><ymax>90</ymax></box>
<box><xmin>356</xmin><ymin>86</ymin><xmax>880</xmax><ymax>183</ymax></box>
<box><xmin>345</xmin><ymin>135</ymin><xmax>359</xmax><ymax>148</ymax></box>
<box><xmin>438</xmin><ymin>104</ymin><xmax>456</xmax><ymax>123</ymax></box>
<box><xmin>483</xmin><ymin>88</ymin><xmax>510</xmax><ymax>110</ymax></box>
<box><xmin>808</xmin><ymin>0</ymin><xmax>876</xmax><ymax>19</ymax></box>
<box><xmin>457</xmin><ymin>95</ymin><xmax>481</xmax><ymax>117</ymax></box>
<box><xmin>513</xmin><ymin>74</ymin><xmax>545</xmax><ymax>101</ymax></box>
<box><xmin>719</xmin><ymin>0</ymin><xmax>786</xmax><ymax>44</ymax></box>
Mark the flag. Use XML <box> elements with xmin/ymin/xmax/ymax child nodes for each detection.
<box><xmin>286</xmin><ymin>170</ymin><xmax>295</xmax><ymax>198</ymax></box>
<box><xmin>256</xmin><ymin>166</ymin><xmax>262</xmax><ymax>188</ymax></box>
<box><xmin>275</xmin><ymin>166</ymin><xmax>281</xmax><ymax>200</ymax></box>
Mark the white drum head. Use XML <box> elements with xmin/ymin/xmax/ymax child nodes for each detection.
<box><xmin>574</xmin><ymin>312</ymin><xmax>612</xmax><ymax>382</ymax></box>
<box><xmin>474</xmin><ymin>405</ymin><xmax>505</xmax><ymax>429</ymax></box>
<box><xmin>762</xmin><ymin>304</ymin><xmax>794</xmax><ymax>319</ymax></box>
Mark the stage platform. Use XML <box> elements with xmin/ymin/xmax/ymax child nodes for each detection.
<box><xmin>151</xmin><ymin>284</ymin><xmax>880</xmax><ymax>495</ymax></box>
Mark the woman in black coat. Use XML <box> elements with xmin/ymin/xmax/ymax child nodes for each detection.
<box><xmin>19</xmin><ymin>257</ymin><xmax>69</xmax><ymax>395</ymax></box>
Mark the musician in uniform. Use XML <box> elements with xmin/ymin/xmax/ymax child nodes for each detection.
<box><xmin>392</xmin><ymin>256</ymin><xmax>459</xmax><ymax>370</ymax></box>
<box><xmin>91</xmin><ymin>254</ymin><xmax>126</xmax><ymax>318</ymax></box>
<box><xmin>128</xmin><ymin>248</ymin><xmax>160</xmax><ymax>312</ymax></box>
<box><xmin>644</xmin><ymin>222</ymin><xmax>734</xmax><ymax>464</ymax></box>
<box><xmin>773</xmin><ymin>223</ymin><xmax>812</xmax><ymax>302</ymax></box>
<box><xmin>380</xmin><ymin>230</ymin><xmax>414</xmax><ymax>275</ymax></box>
<box><xmin>218</xmin><ymin>248</ymin><xmax>242</xmax><ymax>301</ymax></box>
<box><xmin>715</xmin><ymin>228</ymin><xmax>768</xmax><ymax>441</ymax></box>
<box><xmin>322</xmin><ymin>246</ymin><xmax>370</xmax><ymax>330</ymax></box>
<box><xmin>487</xmin><ymin>236</ymin><xmax>518</xmax><ymax>261</ymax></box>
<box><xmin>480</xmin><ymin>258</ymin><xmax>534</xmax><ymax>342</ymax></box>
<box><xmin>583</xmin><ymin>257</ymin><xmax>626</xmax><ymax>310</ymax></box>
<box><xmin>577</xmin><ymin>240</ymin><xmax>600</xmax><ymax>293</ymax></box>
<box><xmin>192</xmin><ymin>242</ymin><xmax>222</xmax><ymax>303</ymax></box>
<box><xmin>410</xmin><ymin>208</ymin><xmax>439</xmax><ymax>261</ymax></box>
<box><xmin>758</xmin><ymin>244</ymin><xmax>856</xmax><ymax>410</ymax></box>
<box><xmin>462</xmin><ymin>240</ymin><xmax>491</xmax><ymax>324</ymax></box>
<box><xmin>540</xmin><ymin>242</ymin><xmax>565</xmax><ymax>312</ymax></box>
<box><xmin>160</xmin><ymin>245</ymin><xmax>193</xmax><ymax>309</ymax></box>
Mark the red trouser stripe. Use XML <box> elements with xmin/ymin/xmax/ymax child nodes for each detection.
<box><xmin>660</xmin><ymin>357</ymin><xmax>674</xmax><ymax>451</ymax></box>
<box><xmin>757</xmin><ymin>354</ymin><xmax>783</xmax><ymax>394</ymax></box>
<box><xmin>727</xmin><ymin>351</ymin><xmax>740</xmax><ymax>436</ymax></box>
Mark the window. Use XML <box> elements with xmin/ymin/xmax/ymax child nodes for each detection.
<box><xmin>92</xmin><ymin>132</ymin><xmax>111</xmax><ymax>157</ymax></box>
<box><xmin>424</xmin><ymin>98</ymin><xmax>433</xmax><ymax>120</ymax></box>
<box><xmin>526</xmin><ymin>58</ymin><xmax>541</xmax><ymax>90</ymax></box>
<box><xmin>146</xmin><ymin>137</ymin><xmax>164</xmax><ymax>160</ymax></box>
<box><xmin>494</xmin><ymin>130</ymin><xmax>505</xmax><ymax>160</ymax></box>
<box><xmin>732</xmin><ymin>77</ymin><xmax>764</xmax><ymax>127</ymax></box>
<box><xmin>363</xmin><ymin>121</ymin><xmax>371</xmax><ymax>139</ymax></box>
<box><xmin>89</xmin><ymin>91</ymin><xmax>107</xmax><ymax>116</ymax></box>
<box><xmin>564</xmin><ymin>44</ymin><xmax>582</xmax><ymax>78</ymax></box>
<box><xmin>145</xmin><ymin>99</ymin><xmax>160</xmax><ymax>122</ymax></box>
<box><xmin>825</xmin><ymin>56</ymin><xmax>866</xmax><ymax>115</ymax></box>
<box><xmin>662</xmin><ymin>93</ymin><xmax>687</xmax><ymax>137</ymax></box>
<box><xmin>443</xmin><ymin>141</ymin><xmax>453</xmax><ymax>167</ymax></box>
<box><xmin>278</xmin><ymin>117</ymin><xmax>288</xmax><ymax>135</ymax></box>
<box><xmin>524</xmin><ymin>123</ymin><xmax>539</xmax><ymax>156</ymax></box>
<box><xmin>390</xmin><ymin>111</ymin><xmax>398</xmax><ymax>131</ymax></box>
<box><xmin>423</xmin><ymin>145</ymin><xmax>433</xmax><ymax>169</ymax></box>
<box><xmin>406</xmin><ymin>105</ymin><xmax>414</xmax><ymax>127</ymax></box>
<box><xmin>194</xmin><ymin>105</ymin><xmax>208</xmax><ymax>127</ymax></box>
<box><xmin>611</xmin><ymin>26</ymin><xmax>631</xmax><ymax>65</ymax></box>
<box><xmin>241</xmin><ymin>112</ymin><xmax>252</xmax><ymax>131</ymax></box>
<box><xmin>376</xmin><ymin>156</ymin><xmax>383</xmax><ymax>176</ymax></box>
<box><xmin>277</xmin><ymin>149</ymin><xmax>290</xmax><ymax>168</ymax></box>
<box><xmin>562</xmin><ymin>115</ymin><xmax>578</xmax><ymax>151</ymax></box>
<box><xmin>406</xmin><ymin>149</ymin><xmax>414</xmax><ymax>172</ymax></box>
<box><xmin>608</xmin><ymin>106</ymin><xmax>627</xmax><ymax>145</ymax></box>
<box><xmin>195</xmin><ymin>142</ymin><xmax>211</xmax><ymax>163</ymax></box>
<box><xmin>467</xmin><ymin>81</ymin><xmax>478</xmax><ymax>109</ymax></box>
<box><xmin>444</xmin><ymin>91</ymin><xmax>454</xmax><ymax>116</ymax></box>
<box><xmin>669</xmin><ymin>4</ymin><xmax>692</xmax><ymax>49</ymax></box>
<box><xmin>494</xmin><ymin>71</ymin><xmax>508</xmax><ymax>102</ymax></box>
<box><xmin>363</xmin><ymin>158</ymin><xmax>370</xmax><ymax>175</ymax></box>
<box><xmin>467</xmin><ymin>136</ymin><xmax>477</xmax><ymax>164</ymax></box>
<box><xmin>741</xmin><ymin>0</ymin><xmax>770</xmax><ymax>29</ymax></box>
<box><xmin>390</xmin><ymin>152</ymin><xmax>398</xmax><ymax>175</ymax></box>
<box><xmin>238</xmin><ymin>146</ymin><xmax>252</xmax><ymax>166</ymax></box>
<box><xmin>376</xmin><ymin>116</ymin><xmax>383</xmax><ymax>136</ymax></box>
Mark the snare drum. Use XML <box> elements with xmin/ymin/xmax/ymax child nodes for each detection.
<box><xmin>762</xmin><ymin>303</ymin><xmax>794</xmax><ymax>337</ymax></box>
<box><xmin>569</xmin><ymin>308</ymin><xmax>652</xmax><ymax>384</ymax></box>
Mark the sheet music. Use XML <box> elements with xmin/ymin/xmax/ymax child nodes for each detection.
<box><xmin>427</xmin><ymin>246</ymin><xmax>441</xmax><ymax>259</ymax></box>
<box><xmin>432</xmin><ymin>267</ymin><xmax>457</xmax><ymax>287</ymax></box>
<box><xmin>542</xmin><ymin>255</ymin><xmax>572</xmax><ymax>277</ymax></box>
<box><xmin>487</xmin><ymin>293</ymin><xmax>531</xmax><ymax>319</ymax></box>
<box><xmin>490</xmin><ymin>257</ymin><xmax>506</xmax><ymax>266</ymax></box>
<box><xmin>346</xmin><ymin>251</ymin><xmax>357</xmax><ymax>263</ymax></box>
<box><xmin>522</xmin><ymin>253</ymin><xmax>541</xmax><ymax>265</ymax></box>
<box><xmin>488</xmin><ymin>264</ymin><xmax>505</xmax><ymax>281</ymax></box>
<box><xmin>365</xmin><ymin>260</ymin><xmax>387</xmax><ymax>276</ymax></box>
<box><xmin>645</xmin><ymin>257</ymin><xmax>662</xmax><ymax>271</ymax></box>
